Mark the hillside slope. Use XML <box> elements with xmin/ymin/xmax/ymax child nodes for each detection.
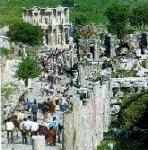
<box><xmin>0</xmin><ymin>0</ymin><xmax>132</xmax><ymax>26</ymax></box>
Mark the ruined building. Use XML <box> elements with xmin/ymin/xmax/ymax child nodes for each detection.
<box><xmin>0</xmin><ymin>26</ymin><xmax>10</xmax><ymax>49</ymax></box>
<box><xmin>63</xmin><ymin>59</ymin><xmax>112</xmax><ymax>150</ymax></box>
<box><xmin>63</xmin><ymin>31</ymin><xmax>148</xmax><ymax>150</ymax></box>
<box><xmin>23</xmin><ymin>6</ymin><xmax>71</xmax><ymax>49</ymax></box>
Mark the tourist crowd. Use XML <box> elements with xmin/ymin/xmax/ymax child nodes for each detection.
<box><xmin>5</xmin><ymin>48</ymin><xmax>73</xmax><ymax>146</ymax></box>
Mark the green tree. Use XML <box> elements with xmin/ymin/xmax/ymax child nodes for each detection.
<box><xmin>16</xmin><ymin>56</ymin><xmax>41</xmax><ymax>87</ymax></box>
<box><xmin>62</xmin><ymin>0</ymin><xmax>74</xmax><ymax>7</ymax></box>
<box><xmin>74</xmin><ymin>13</ymin><xmax>88</xmax><ymax>26</ymax></box>
<box><xmin>8</xmin><ymin>22</ymin><xmax>43</xmax><ymax>46</ymax></box>
<box><xmin>105</xmin><ymin>2</ymin><xmax>129</xmax><ymax>40</ymax></box>
<box><xmin>121</xmin><ymin>92</ymin><xmax>148</xmax><ymax>128</ymax></box>
<box><xmin>73</xmin><ymin>13</ymin><xmax>89</xmax><ymax>44</ymax></box>
<box><xmin>129</xmin><ymin>1</ymin><xmax>148</xmax><ymax>30</ymax></box>
<box><xmin>97</xmin><ymin>139</ymin><xmax>129</xmax><ymax>150</ymax></box>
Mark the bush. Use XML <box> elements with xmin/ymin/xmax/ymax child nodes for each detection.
<box><xmin>105</xmin><ymin>2</ymin><xmax>130</xmax><ymax>39</ymax></box>
<box><xmin>97</xmin><ymin>139</ymin><xmax>129</xmax><ymax>150</ymax></box>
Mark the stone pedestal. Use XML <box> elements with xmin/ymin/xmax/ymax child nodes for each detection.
<box><xmin>32</xmin><ymin>136</ymin><xmax>45</xmax><ymax>150</ymax></box>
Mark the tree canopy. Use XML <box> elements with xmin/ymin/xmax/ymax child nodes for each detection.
<box><xmin>120</xmin><ymin>91</ymin><xmax>148</xmax><ymax>129</ymax></box>
<box><xmin>129</xmin><ymin>1</ymin><xmax>148</xmax><ymax>30</ymax></box>
<box><xmin>16</xmin><ymin>56</ymin><xmax>41</xmax><ymax>86</ymax></box>
<box><xmin>8</xmin><ymin>22</ymin><xmax>43</xmax><ymax>46</ymax></box>
<box><xmin>74</xmin><ymin>13</ymin><xmax>89</xmax><ymax>26</ymax></box>
<box><xmin>105</xmin><ymin>2</ymin><xmax>129</xmax><ymax>39</ymax></box>
<box><xmin>62</xmin><ymin>0</ymin><xmax>74</xmax><ymax>7</ymax></box>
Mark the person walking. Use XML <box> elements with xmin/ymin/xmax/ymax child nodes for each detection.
<box><xmin>30</xmin><ymin>119</ymin><xmax>39</xmax><ymax>136</ymax></box>
<box><xmin>22</xmin><ymin>116</ymin><xmax>33</xmax><ymax>144</ymax></box>
<box><xmin>41</xmin><ymin>102</ymin><xmax>49</xmax><ymax>122</ymax></box>
<box><xmin>20</xmin><ymin>118</ymin><xmax>28</xmax><ymax>144</ymax></box>
<box><xmin>47</xmin><ymin>127</ymin><xmax>57</xmax><ymax>146</ymax></box>
<box><xmin>24</xmin><ymin>98</ymin><xmax>32</xmax><ymax>111</ymax></box>
<box><xmin>6</xmin><ymin>118</ymin><xmax>15</xmax><ymax>144</ymax></box>
<box><xmin>31</xmin><ymin>99</ymin><xmax>38</xmax><ymax>121</ymax></box>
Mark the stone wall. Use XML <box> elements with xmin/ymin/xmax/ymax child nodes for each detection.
<box><xmin>64</xmin><ymin>81</ymin><xmax>111</xmax><ymax>150</ymax></box>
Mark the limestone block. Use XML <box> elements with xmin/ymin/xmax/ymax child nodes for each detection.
<box><xmin>32</xmin><ymin>136</ymin><xmax>45</xmax><ymax>150</ymax></box>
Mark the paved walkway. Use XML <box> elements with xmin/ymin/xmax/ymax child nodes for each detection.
<box><xmin>2</xmin><ymin>131</ymin><xmax>61</xmax><ymax>150</ymax></box>
<box><xmin>2</xmin><ymin>144</ymin><xmax>61</xmax><ymax>150</ymax></box>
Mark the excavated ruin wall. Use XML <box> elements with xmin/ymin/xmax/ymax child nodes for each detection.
<box><xmin>64</xmin><ymin>81</ymin><xmax>111</xmax><ymax>150</ymax></box>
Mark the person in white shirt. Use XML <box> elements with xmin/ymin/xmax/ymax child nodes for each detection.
<box><xmin>22</xmin><ymin>116</ymin><xmax>34</xmax><ymax>144</ymax></box>
<box><xmin>30</xmin><ymin>119</ymin><xmax>39</xmax><ymax>136</ymax></box>
<box><xmin>6</xmin><ymin>118</ymin><xmax>15</xmax><ymax>144</ymax></box>
<box><xmin>20</xmin><ymin>118</ymin><xmax>28</xmax><ymax>144</ymax></box>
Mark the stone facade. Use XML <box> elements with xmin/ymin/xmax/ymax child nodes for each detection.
<box><xmin>63</xmin><ymin>31</ymin><xmax>148</xmax><ymax>150</ymax></box>
<box><xmin>23</xmin><ymin>6</ymin><xmax>71</xmax><ymax>49</ymax></box>
<box><xmin>63</xmin><ymin>61</ymin><xmax>112</xmax><ymax>150</ymax></box>
<box><xmin>0</xmin><ymin>35</ymin><xmax>10</xmax><ymax>49</ymax></box>
<box><xmin>64</xmin><ymin>81</ymin><xmax>111</xmax><ymax>150</ymax></box>
<box><xmin>0</xmin><ymin>26</ymin><xmax>10</xmax><ymax>49</ymax></box>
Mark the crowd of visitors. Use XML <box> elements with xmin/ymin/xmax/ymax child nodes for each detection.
<box><xmin>5</xmin><ymin>94</ymin><xmax>70</xmax><ymax>145</ymax></box>
<box><xmin>4</xmin><ymin>48</ymin><xmax>73</xmax><ymax>146</ymax></box>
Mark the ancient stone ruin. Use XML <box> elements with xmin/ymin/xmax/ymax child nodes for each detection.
<box><xmin>23</xmin><ymin>6</ymin><xmax>71</xmax><ymax>49</ymax></box>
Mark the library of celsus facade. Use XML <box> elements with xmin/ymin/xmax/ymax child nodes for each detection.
<box><xmin>23</xmin><ymin>6</ymin><xmax>71</xmax><ymax>49</ymax></box>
